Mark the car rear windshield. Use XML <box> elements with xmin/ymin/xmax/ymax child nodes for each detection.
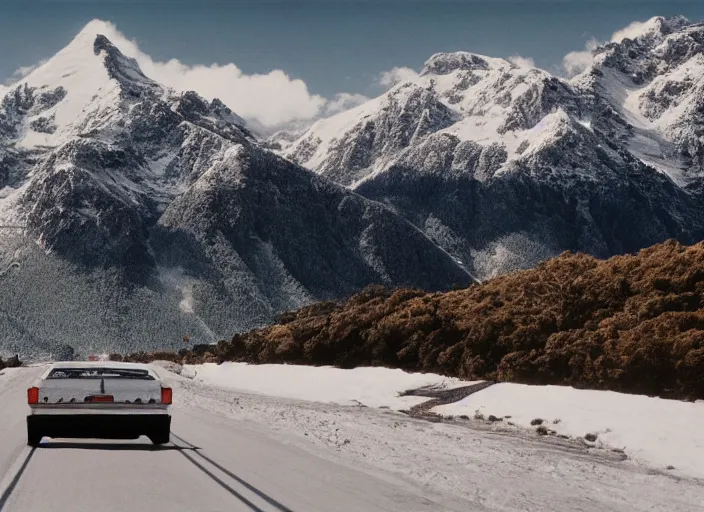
<box><xmin>47</xmin><ymin>368</ymin><xmax>155</xmax><ymax>380</ymax></box>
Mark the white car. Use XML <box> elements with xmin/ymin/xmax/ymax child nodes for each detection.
<box><xmin>26</xmin><ymin>362</ymin><xmax>172</xmax><ymax>446</ymax></box>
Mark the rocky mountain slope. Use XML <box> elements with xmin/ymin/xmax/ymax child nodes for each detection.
<box><xmin>287</xmin><ymin>16</ymin><xmax>704</xmax><ymax>279</ymax></box>
<box><xmin>0</xmin><ymin>21</ymin><xmax>471</xmax><ymax>359</ymax></box>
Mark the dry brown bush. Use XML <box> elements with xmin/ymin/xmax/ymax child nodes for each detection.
<box><xmin>0</xmin><ymin>355</ymin><xmax>22</xmax><ymax>369</ymax></box>
<box><xmin>124</xmin><ymin>239</ymin><xmax>704</xmax><ymax>400</ymax></box>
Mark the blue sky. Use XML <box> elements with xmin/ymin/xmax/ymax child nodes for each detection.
<box><xmin>1</xmin><ymin>0</ymin><xmax>703</xmax><ymax>129</ymax></box>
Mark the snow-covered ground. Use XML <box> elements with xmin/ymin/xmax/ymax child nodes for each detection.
<box><xmin>434</xmin><ymin>383</ymin><xmax>704</xmax><ymax>479</ymax></box>
<box><xmin>169</xmin><ymin>361</ymin><xmax>473</xmax><ymax>409</ymax></box>
<box><xmin>164</xmin><ymin>362</ymin><xmax>704</xmax><ymax>511</ymax></box>
<box><xmin>164</xmin><ymin>362</ymin><xmax>704</xmax><ymax>484</ymax></box>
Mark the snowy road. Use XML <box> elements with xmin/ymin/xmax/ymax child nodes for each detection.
<box><xmin>0</xmin><ymin>366</ymin><xmax>468</xmax><ymax>512</ymax></box>
<box><xmin>1</xmin><ymin>365</ymin><xmax>703</xmax><ymax>511</ymax></box>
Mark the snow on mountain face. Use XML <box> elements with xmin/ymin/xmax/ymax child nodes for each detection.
<box><xmin>289</xmin><ymin>82</ymin><xmax>458</xmax><ymax>186</ymax></box>
<box><xmin>4</xmin><ymin>25</ymin><xmax>152</xmax><ymax>150</ymax></box>
<box><xmin>0</xmin><ymin>26</ymin><xmax>472</xmax><ymax>358</ymax></box>
<box><xmin>2</xmin><ymin>27</ymin><xmax>254</xmax><ymax>268</ymax></box>
<box><xmin>286</xmin><ymin>16</ymin><xmax>704</xmax><ymax>279</ymax></box>
<box><xmin>573</xmin><ymin>17</ymin><xmax>704</xmax><ymax>181</ymax></box>
<box><xmin>287</xmin><ymin>51</ymin><xmax>580</xmax><ymax>186</ymax></box>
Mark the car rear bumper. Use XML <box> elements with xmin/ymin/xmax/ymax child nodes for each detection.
<box><xmin>29</xmin><ymin>404</ymin><xmax>170</xmax><ymax>415</ymax></box>
<box><xmin>27</xmin><ymin>414</ymin><xmax>171</xmax><ymax>440</ymax></box>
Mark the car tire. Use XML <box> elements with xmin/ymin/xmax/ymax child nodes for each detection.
<box><xmin>148</xmin><ymin>429</ymin><xmax>170</xmax><ymax>445</ymax></box>
<box><xmin>27</xmin><ymin>425</ymin><xmax>42</xmax><ymax>447</ymax></box>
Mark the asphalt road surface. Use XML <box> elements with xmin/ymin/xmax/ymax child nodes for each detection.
<box><xmin>0</xmin><ymin>366</ymin><xmax>473</xmax><ymax>512</ymax></box>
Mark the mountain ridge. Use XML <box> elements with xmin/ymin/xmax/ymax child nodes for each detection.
<box><xmin>285</xmin><ymin>15</ymin><xmax>704</xmax><ymax>280</ymax></box>
<box><xmin>0</xmin><ymin>25</ymin><xmax>472</xmax><ymax>359</ymax></box>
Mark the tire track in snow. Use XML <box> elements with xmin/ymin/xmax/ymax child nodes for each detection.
<box><xmin>401</xmin><ymin>381</ymin><xmax>496</xmax><ymax>420</ymax></box>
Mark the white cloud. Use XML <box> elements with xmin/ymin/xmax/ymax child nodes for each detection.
<box><xmin>10</xmin><ymin>62</ymin><xmax>46</xmax><ymax>83</ymax></box>
<box><xmin>324</xmin><ymin>92</ymin><xmax>369</xmax><ymax>116</ymax></box>
<box><xmin>610</xmin><ymin>17</ymin><xmax>664</xmax><ymax>43</ymax></box>
<box><xmin>378</xmin><ymin>66</ymin><xmax>420</xmax><ymax>88</ymax></box>
<box><xmin>3</xmin><ymin>61</ymin><xmax>46</xmax><ymax>87</ymax></box>
<box><xmin>508</xmin><ymin>55</ymin><xmax>536</xmax><ymax>69</ymax></box>
<box><xmin>40</xmin><ymin>20</ymin><xmax>363</xmax><ymax>130</ymax></box>
<box><xmin>140</xmin><ymin>58</ymin><xmax>327</xmax><ymax>129</ymax></box>
<box><xmin>562</xmin><ymin>39</ymin><xmax>600</xmax><ymax>77</ymax></box>
<box><xmin>611</xmin><ymin>21</ymin><xmax>651</xmax><ymax>43</ymax></box>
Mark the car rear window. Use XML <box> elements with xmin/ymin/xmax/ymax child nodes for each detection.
<box><xmin>47</xmin><ymin>368</ymin><xmax>155</xmax><ymax>380</ymax></box>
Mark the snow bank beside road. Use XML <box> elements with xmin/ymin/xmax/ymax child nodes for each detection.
<box><xmin>173</xmin><ymin>368</ymin><xmax>704</xmax><ymax>511</ymax></box>
<box><xmin>182</xmin><ymin>362</ymin><xmax>473</xmax><ymax>410</ymax></box>
<box><xmin>174</xmin><ymin>362</ymin><xmax>704</xmax><ymax>479</ymax></box>
<box><xmin>434</xmin><ymin>383</ymin><xmax>704</xmax><ymax>479</ymax></box>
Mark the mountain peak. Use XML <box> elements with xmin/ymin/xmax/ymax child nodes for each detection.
<box><xmin>20</xmin><ymin>20</ymin><xmax>156</xmax><ymax>94</ymax></box>
<box><xmin>420</xmin><ymin>51</ymin><xmax>508</xmax><ymax>76</ymax></box>
<box><xmin>92</xmin><ymin>33</ymin><xmax>158</xmax><ymax>94</ymax></box>
<box><xmin>0</xmin><ymin>20</ymin><xmax>163</xmax><ymax>148</ymax></box>
<box><xmin>77</xmin><ymin>19</ymin><xmax>119</xmax><ymax>37</ymax></box>
<box><xmin>52</xmin><ymin>19</ymin><xmax>122</xmax><ymax>60</ymax></box>
<box><xmin>610</xmin><ymin>15</ymin><xmax>691</xmax><ymax>43</ymax></box>
<box><xmin>574</xmin><ymin>15</ymin><xmax>702</xmax><ymax>88</ymax></box>
<box><xmin>93</xmin><ymin>33</ymin><xmax>118</xmax><ymax>55</ymax></box>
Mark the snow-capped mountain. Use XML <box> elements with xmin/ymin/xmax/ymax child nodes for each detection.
<box><xmin>287</xmin><ymin>52</ymin><xmax>579</xmax><ymax>187</ymax></box>
<box><xmin>286</xmin><ymin>16</ymin><xmax>704</xmax><ymax>279</ymax></box>
<box><xmin>574</xmin><ymin>16</ymin><xmax>704</xmax><ymax>181</ymax></box>
<box><xmin>0</xmin><ymin>21</ymin><xmax>472</xmax><ymax>358</ymax></box>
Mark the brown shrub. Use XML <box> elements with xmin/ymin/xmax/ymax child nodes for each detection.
<box><xmin>123</xmin><ymin>240</ymin><xmax>704</xmax><ymax>400</ymax></box>
<box><xmin>0</xmin><ymin>355</ymin><xmax>22</xmax><ymax>369</ymax></box>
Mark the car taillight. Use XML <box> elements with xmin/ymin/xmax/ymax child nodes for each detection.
<box><xmin>27</xmin><ymin>387</ymin><xmax>39</xmax><ymax>404</ymax></box>
<box><xmin>161</xmin><ymin>387</ymin><xmax>172</xmax><ymax>405</ymax></box>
